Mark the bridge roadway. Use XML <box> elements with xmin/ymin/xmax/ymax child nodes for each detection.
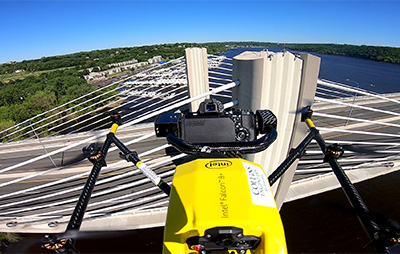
<box><xmin>0</xmin><ymin>94</ymin><xmax>400</xmax><ymax>234</ymax></box>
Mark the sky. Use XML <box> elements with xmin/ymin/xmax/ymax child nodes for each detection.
<box><xmin>1</xmin><ymin>0</ymin><xmax>399</xmax><ymax>64</ymax></box>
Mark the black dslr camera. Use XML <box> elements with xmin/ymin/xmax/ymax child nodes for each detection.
<box><xmin>154</xmin><ymin>99</ymin><xmax>276</xmax><ymax>143</ymax></box>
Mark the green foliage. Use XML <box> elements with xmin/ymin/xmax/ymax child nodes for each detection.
<box><xmin>0</xmin><ymin>232</ymin><xmax>22</xmax><ymax>251</ymax></box>
<box><xmin>0</xmin><ymin>69</ymin><xmax>95</xmax><ymax>137</ymax></box>
<box><xmin>284</xmin><ymin>43</ymin><xmax>400</xmax><ymax>64</ymax></box>
<box><xmin>1</xmin><ymin>42</ymin><xmax>399</xmax><ymax>77</ymax></box>
<box><xmin>0</xmin><ymin>43</ymin><xmax>227</xmax><ymax>76</ymax></box>
<box><xmin>0</xmin><ymin>119</ymin><xmax>16</xmax><ymax>141</ymax></box>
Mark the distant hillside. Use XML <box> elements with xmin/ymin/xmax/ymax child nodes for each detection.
<box><xmin>0</xmin><ymin>43</ymin><xmax>228</xmax><ymax>76</ymax></box>
<box><xmin>1</xmin><ymin>42</ymin><xmax>399</xmax><ymax>76</ymax></box>
<box><xmin>225</xmin><ymin>41</ymin><xmax>400</xmax><ymax>64</ymax></box>
<box><xmin>285</xmin><ymin>43</ymin><xmax>400</xmax><ymax>64</ymax></box>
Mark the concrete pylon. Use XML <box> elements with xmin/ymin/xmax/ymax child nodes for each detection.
<box><xmin>232</xmin><ymin>50</ymin><xmax>320</xmax><ymax>209</ymax></box>
<box><xmin>185</xmin><ymin>47</ymin><xmax>210</xmax><ymax>111</ymax></box>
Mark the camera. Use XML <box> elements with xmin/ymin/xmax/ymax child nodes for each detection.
<box><xmin>154</xmin><ymin>99</ymin><xmax>264</xmax><ymax>143</ymax></box>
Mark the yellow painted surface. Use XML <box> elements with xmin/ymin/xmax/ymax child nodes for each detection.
<box><xmin>163</xmin><ymin>158</ymin><xmax>287</xmax><ymax>253</ymax></box>
<box><xmin>110</xmin><ymin>123</ymin><xmax>119</xmax><ymax>134</ymax></box>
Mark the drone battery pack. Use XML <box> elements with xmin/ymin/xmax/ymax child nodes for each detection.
<box><xmin>163</xmin><ymin>158</ymin><xmax>287</xmax><ymax>254</ymax></box>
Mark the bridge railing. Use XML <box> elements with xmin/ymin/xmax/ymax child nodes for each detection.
<box><xmin>293</xmin><ymin>79</ymin><xmax>400</xmax><ymax>177</ymax></box>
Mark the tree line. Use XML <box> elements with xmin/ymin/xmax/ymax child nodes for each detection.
<box><xmin>284</xmin><ymin>43</ymin><xmax>400</xmax><ymax>64</ymax></box>
<box><xmin>220</xmin><ymin>41</ymin><xmax>400</xmax><ymax>64</ymax></box>
<box><xmin>1</xmin><ymin>42</ymin><xmax>399</xmax><ymax>76</ymax></box>
<box><xmin>0</xmin><ymin>43</ymin><xmax>228</xmax><ymax>75</ymax></box>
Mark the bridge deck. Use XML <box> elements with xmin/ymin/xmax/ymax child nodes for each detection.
<box><xmin>1</xmin><ymin>94</ymin><xmax>400</xmax><ymax>233</ymax></box>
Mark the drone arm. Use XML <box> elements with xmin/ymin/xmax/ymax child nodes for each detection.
<box><xmin>306</xmin><ymin>118</ymin><xmax>381</xmax><ymax>236</ymax></box>
<box><xmin>42</xmin><ymin>115</ymin><xmax>125</xmax><ymax>253</ymax></box>
<box><xmin>67</xmin><ymin>163</ymin><xmax>104</xmax><ymax>230</ymax></box>
<box><xmin>304</xmin><ymin>113</ymin><xmax>399</xmax><ymax>253</ymax></box>
<box><xmin>269</xmin><ymin>106</ymin><xmax>399</xmax><ymax>252</ymax></box>
<box><xmin>65</xmin><ymin>120</ymin><xmax>118</xmax><ymax>231</ymax></box>
<box><xmin>42</xmin><ymin>136</ymin><xmax>112</xmax><ymax>253</ymax></box>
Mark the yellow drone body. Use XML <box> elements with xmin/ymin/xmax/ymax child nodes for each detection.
<box><xmin>163</xmin><ymin>158</ymin><xmax>287</xmax><ymax>254</ymax></box>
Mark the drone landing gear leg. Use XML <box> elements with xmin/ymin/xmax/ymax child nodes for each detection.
<box><xmin>269</xmin><ymin>107</ymin><xmax>400</xmax><ymax>253</ymax></box>
<box><xmin>311</xmin><ymin>122</ymin><xmax>400</xmax><ymax>253</ymax></box>
<box><xmin>42</xmin><ymin>139</ymin><xmax>111</xmax><ymax>253</ymax></box>
<box><xmin>42</xmin><ymin>113</ymin><xmax>170</xmax><ymax>253</ymax></box>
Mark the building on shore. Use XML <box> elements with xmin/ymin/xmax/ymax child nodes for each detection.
<box><xmin>84</xmin><ymin>56</ymin><xmax>163</xmax><ymax>81</ymax></box>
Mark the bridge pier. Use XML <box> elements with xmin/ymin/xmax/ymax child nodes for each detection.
<box><xmin>185</xmin><ymin>47</ymin><xmax>210</xmax><ymax>111</ymax></box>
<box><xmin>232</xmin><ymin>50</ymin><xmax>320</xmax><ymax>208</ymax></box>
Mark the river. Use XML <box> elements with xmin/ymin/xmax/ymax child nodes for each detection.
<box><xmin>222</xmin><ymin>47</ymin><xmax>400</xmax><ymax>94</ymax></box>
